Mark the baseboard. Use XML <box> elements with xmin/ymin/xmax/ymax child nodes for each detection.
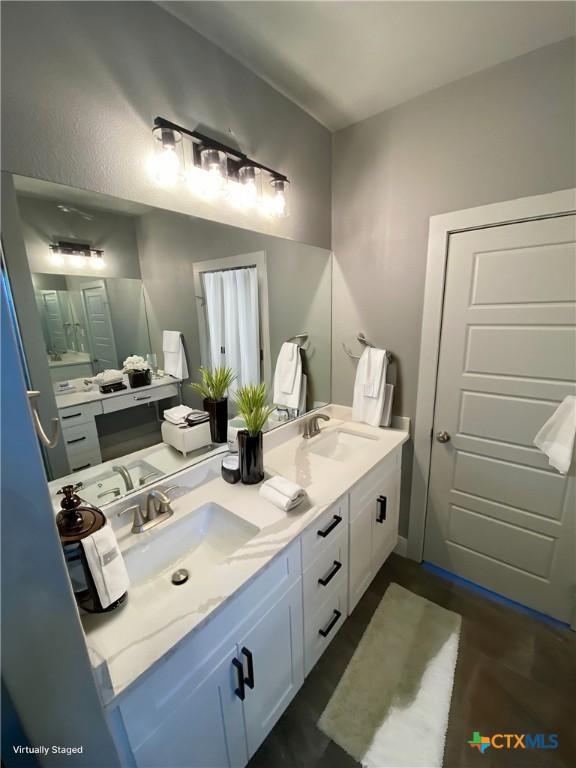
<box><xmin>394</xmin><ymin>536</ymin><xmax>408</xmax><ymax>557</ymax></box>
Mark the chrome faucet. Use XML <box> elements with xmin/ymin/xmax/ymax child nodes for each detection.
<box><xmin>112</xmin><ymin>464</ymin><xmax>134</xmax><ymax>492</ymax></box>
<box><xmin>117</xmin><ymin>486</ymin><xmax>180</xmax><ymax>534</ymax></box>
<box><xmin>302</xmin><ymin>413</ymin><xmax>330</xmax><ymax>439</ymax></box>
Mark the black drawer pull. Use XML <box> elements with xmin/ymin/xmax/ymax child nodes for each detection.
<box><xmin>319</xmin><ymin>609</ymin><xmax>342</xmax><ymax>638</ymax></box>
<box><xmin>62</xmin><ymin>412</ymin><xmax>82</xmax><ymax>420</ymax></box>
<box><xmin>242</xmin><ymin>647</ymin><xmax>255</xmax><ymax>689</ymax></box>
<box><xmin>232</xmin><ymin>658</ymin><xmax>245</xmax><ymax>701</ymax></box>
<box><xmin>135</xmin><ymin>395</ymin><xmax>152</xmax><ymax>401</ymax></box>
<box><xmin>318</xmin><ymin>560</ymin><xmax>342</xmax><ymax>587</ymax></box>
<box><xmin>66</xmin><ymin>436</ymin><xmax>87</xmax><ymax>445</ymax></box>
<box><xmin>317</xmin><ymin>514</ymin><xmax>342</xmax><ymax>538</ymax></box>
<box><xmin>376</xmin><ymin>495</ymin><xmax>387</xmax><ymax>523</ymax></box>
<box><xmin>72</xmin><ymin>463</ymin><xmax>91</xmax><ymax>472</ymax></box>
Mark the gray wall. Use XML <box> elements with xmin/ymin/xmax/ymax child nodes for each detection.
<box><xmin>136</xmin><ymin>208</ymin><xmax>332</xmax><ymax>408</ymax></box>
<box><xmin>332</xmin><ymin>38</ymin><xmax>576</xmax><ymax>535</ymax></box>
<box><xmin>16</xmin><ymin>195</ymin><xmax>142</xmax><ymax>279</ymax></box>
<box><xmin>1</xmin><ymin>1</ymin><xmax>331</xmax><ymax>249</ymax></box>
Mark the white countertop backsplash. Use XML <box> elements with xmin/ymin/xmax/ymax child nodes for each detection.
<box><xmin>81</xmin><ymin>405</ymin><xmax>409</xmax><ymax>705</ymax></box>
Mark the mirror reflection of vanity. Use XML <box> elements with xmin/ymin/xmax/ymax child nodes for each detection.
<box><xmin>5</xmin><ymin>175</ymin><xmax>332</xmax><ymax>506</ymax></box>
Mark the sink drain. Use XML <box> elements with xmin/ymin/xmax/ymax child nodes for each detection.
<box><xmin>171</xmin><ymin>568</ymin><xmax>189</xmax><ymax>586</ymax></box>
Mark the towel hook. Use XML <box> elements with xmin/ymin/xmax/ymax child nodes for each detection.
<box><xmin>286</xmin><ymin>333</ymin><xmax>308</xmax><ymax>348</ymax></box>
<box><xmin>27</xmin><ymin>390</ymin><xmax>61</xmax><ymax>448</ymax></box>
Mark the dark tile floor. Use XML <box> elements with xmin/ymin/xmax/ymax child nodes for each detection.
<box><xmin>248</xmin><ymin>554</ymin><xmax>576</xmax><ymax>768</ymax></box>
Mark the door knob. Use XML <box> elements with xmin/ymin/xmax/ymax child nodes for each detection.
<box><xmin>436</xmin><ymin>431</ymin><xmax>451</xmax><ymax>443</ymax></box>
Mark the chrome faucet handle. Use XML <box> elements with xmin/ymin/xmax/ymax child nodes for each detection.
<box><xmin>118</xmin><ymin>503</ymin><xmax>146</xmax><ymax>533</ymax></box>
<box><xmin>98</xmin><ymin>487</ymin><xmax>121</xmax><ymax>500</ymax></box>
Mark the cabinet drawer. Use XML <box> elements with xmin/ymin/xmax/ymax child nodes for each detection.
<box><xmin>304</xmin><ymin>581</ymin><xmax>347</xmax><ymax>677</ymax></box>
<box><xmin>349</xmin><ymin>450</ymin><xmax>399</xmax><ymax>521</ymax></box>
<box><xmin>67</xmin><ymin>448</ymin><xmax>102</xmax><ymax>474</ymax></box>
<box><xmin>58</xmin><ymin>401</ymin><xmax>102</xmax><ymax>427</ymax></box>
<box><xmin>102</xmin><ymin>384</ymin><xmax>178</xmax><ymax>414</ymax></box>
<box><xmin>62</xmin><ymin>421</ymin><xmax>100</xmax><ymax>458</ymax></box>
<box><xmin>301</xmin><ymin>496</ymin><xmax>349</xmax><ymax>568</ymax></box>
<box><xmin>303</xmin><ymin>529</ymin><xmax>348</xmax><ymax>617</ymax></box>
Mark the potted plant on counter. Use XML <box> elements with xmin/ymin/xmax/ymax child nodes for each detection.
<box><xmin>235</xmin><ymin>383</ymin><xmax>273</xmax><ymax>485</ymax></box>
<box><xmin>190</xmin><ymin>366</ymin><xmax>236</xmax><ymax>444</ymax></box>
<box><xmin>123</xmin><ymin>355</ymin><xmax>152</xmax><ymax>388</ymax></box>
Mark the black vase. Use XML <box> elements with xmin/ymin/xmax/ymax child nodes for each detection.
<box><xmin>128</xmin><ymin>369</ymin><xmax>151</xmax><ymax>388</ymax></box>
<box><xmin>204</xmin><ymin>398</ymin><xmax>228</xmax><ymax>444</ymax></box>
<box><xmin>238</xmin><ymin>430</ymin><xmax>264</xmax><ymax>485</ymax></box>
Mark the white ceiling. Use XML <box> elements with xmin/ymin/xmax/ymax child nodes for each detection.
<box><xmin>160</xmin><ymin>1</ymin><xmax>575</xmax><ymax>130</ymax></box>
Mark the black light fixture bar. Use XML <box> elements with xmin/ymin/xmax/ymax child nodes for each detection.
<box><xmin>154</xmin><ymin>116</ymin><xmax>288</xmax><ymax>182</ymax></box>
<box><xmin>50</xmin><ymin>241</ymin><xmax>103</xmax><ymax>257</ymax></box>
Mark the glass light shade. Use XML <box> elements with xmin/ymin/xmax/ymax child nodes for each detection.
<box><xmin>199</xmin><ymin>147</ymin><xmax>227</xmax><ymax>199</ymax></box>
<box><xmin>49</xmin><ymin>249</ymin><xmax>65</xmax><ymax>267</ymax></box>
<box><xmin>237</xmin><ymin>165</ymin><xmax>261</xmax><ymax>209</ymax></box>
<box><xmin>149</xmin><ymin>126</ymin><xmax>183</xmax><ymax>187</ymax></box>
<box><xmin>269</xmin><ymin>178</ymin><xmax>289</xmax><ymax>218</ymax></box>
<box><xmin>91</xmin><ymin>254</ymin><xmax>105</xmax><ymax>270</ymax></box>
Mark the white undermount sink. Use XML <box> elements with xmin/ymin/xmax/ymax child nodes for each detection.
<box><xmin>122</xmin><ymin>502</ymin><xmax>260</xmax><ymax>587</ymax></box>
<box><xmin>306</xmin><ymin>428</ymin><xmax>378</xmax><ymax>462</ymax></box>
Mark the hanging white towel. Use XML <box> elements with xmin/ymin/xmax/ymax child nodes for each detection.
<box><xmin>259</xmin><ymin>475</ymin><xmax>307</xmax><ymax>512</ymax></box>
<box><xmin>163</xmin><ymin>330</ymin><xmax>188</xmax><ymax>380</ymax></box>
<box><xmin>363</xmin><ymin>348</ymin><xmax>386</xmax><ymax>398</ymax></box>
<box><xmin>274</xmin><ymin>343</ymin><xmax>302</xmax><ymax>409</ymax></box>
<box><xmin>81</xmin><ymin>526</ymin><xmax>129</xmax><ymax>609</ymax></box>
<box><xmin>534</xmin><ymin>396</ymin><xmax>576</xmax><ymax>474</ymax></box>
<box><xmin>352</xmin><ymin>347</ymin><xmax>389</xmax><ymax>427</ymax></box>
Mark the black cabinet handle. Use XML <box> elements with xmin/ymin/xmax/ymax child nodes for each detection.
<box><xmin>232</xmin><ymin>658</ymin><xmax>245</xmax><ymax>701</ymax></box>
<box><xmin>376</xmin><ymin>495</ymin><xmax>387</xmax><ymax>523</ymax></box>
<box><xmin>318</xmin><ymin>560</ymin><xmax>342</xmax><ymax>587</ymax></box>
<box><xmin>66</xmin><ymin>436</ymin><xmax>86</xmax><ymax>445</ymax></box>
<box><xmin>71</xmin><ymin>463</ymin><xmax>91</xmax><ymax>472</ymax></box>
<box><xmin>242</xmin><ymin>647</ymin><xmax>255</xmax><ymax>690</ymax></box>
<box><xmin>317</xmin><ymin>514</ymin><xmax>342</xmax><ymax>538</ymax></box>
<box><xmin>135</xmin><ymin>395</ymin><xmax>152</xmax><ymax>402</ymax></box>
<box><xmin>319</xmin><ymin>609</ymin><xmax>342</xmax><ymax>638</ymax></box>
<box><xmin>62</xmin><ymin>412</ymin><xmax>82</xmax><ymax>420</ymax></box>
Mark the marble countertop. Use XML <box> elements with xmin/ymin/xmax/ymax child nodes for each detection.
<box><xmin>82</xmin><ymin>408</ymin><xmax>409</xmax><ymax>704</ymax></box>
<box><xmin>55</xmin><ymin>374</ymin><xmax>180</xmax><ymax>409</ymax></box>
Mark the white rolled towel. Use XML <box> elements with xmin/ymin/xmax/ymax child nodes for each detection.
<box><xmin>259</xmin><ymin>475</ymin><xmax>307</xmax><ymax>512</ymax></box>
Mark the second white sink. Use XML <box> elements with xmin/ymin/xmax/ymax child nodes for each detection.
<box><xmin>123</xmin><ymin>502</ymin><xmax>260</xmax><ymax>587</ymax></box>
<box><xmin>306</xmin><ymin>428</ymin><xmax>378</xmax><ymax>462</ymax></box>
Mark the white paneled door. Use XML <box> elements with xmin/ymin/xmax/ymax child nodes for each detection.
<box><xmin>424</xmin><ymin>214</ymin><xmax>576</xmax><ymax>622</ymax></box>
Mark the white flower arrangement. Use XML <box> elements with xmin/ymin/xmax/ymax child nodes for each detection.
<box><xmin>123</xmin><ymin>355</ymin><xmax>150</xmax><ymax>373</ymax></box>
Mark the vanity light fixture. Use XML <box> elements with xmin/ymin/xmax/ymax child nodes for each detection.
<box><xmin>49</xmin><ymin>241</ymin><xmax>105</xmax><ymax>270</ymax></box>
<box><xmin>149</xmin><ymin>116</ymin><xmax>290</xmax><ymax>217</ymax></box>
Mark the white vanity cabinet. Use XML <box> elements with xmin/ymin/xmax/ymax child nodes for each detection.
<box><xmin>348</xmin><ymin>449</ymin><xmax>401</xmax><ymax>612</ymax></box>
<box><xmin>108</xmin><ymin>541</ymin><xmax>303</xmax><ymax>768</ymax></box>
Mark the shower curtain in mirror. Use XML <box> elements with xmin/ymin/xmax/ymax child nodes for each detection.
<box><xmin>202</xmin><ymin>267</ymin><xmax>260</xmax><ymax>392</ymax></box>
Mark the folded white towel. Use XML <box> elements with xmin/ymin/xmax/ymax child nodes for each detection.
<box><xmin>81</xmin><ymin>525</ymin><xmax>129</xmax><ymax>609</ymax></box>
<box><xmin>534</xmin><ymin>396</ymin><xmax>576</xmax><ymax>474</ymax></box>
<box><xmin>163</xmin><ymin>330</ymin><xmax>188</xmax><ymax>380</ymax></box>
<box><xmin>363</xmin><ymin>348</ymin><xmax>386</xmax><ymax>398</ymax></box>
<box><xmin>274</xmin><ymin>343</ymin><xmax>302</xmax><ymax>409</ymax></box>
<box><xmin>259</xmin><ymin>475</ymin><xmax>307</xmax><ymax>512</ymax></box>
<box><xmin>94</xmin><ymin>369</ymin><xmax>124</xmax><ymax>385</ymax></box>
<box><xmin>352</xmin><ymin>347</ymin><xmax>389</xmax><ymax>427</ymax></box>
<box><xmin>164</xmin><ymin>404</ymin><xmax>193</xmax><ymax>425</ymax></box>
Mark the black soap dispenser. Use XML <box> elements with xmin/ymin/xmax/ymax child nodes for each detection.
<box><xmin>56</xmin><ymin>484</ymin><xmax>127</xmax><ymax>613</ymax></box>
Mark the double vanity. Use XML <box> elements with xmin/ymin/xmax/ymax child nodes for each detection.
<box><xmin>83</xmin><ymin>406</ymin><xmax>409</xmax><ymax>768</ymax></box>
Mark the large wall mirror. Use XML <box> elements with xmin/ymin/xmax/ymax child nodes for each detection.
<box><xmin>4</xmin><ymin>175</ymin><xmax>332</xmax><ymax>506</ymax></box>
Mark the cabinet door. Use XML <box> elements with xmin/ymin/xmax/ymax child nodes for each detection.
<box><xmin>348</xmin><ymin>502</ymin><xmax>373</xmax><ymax>612</ymax></box>
<box><xmin>239</xmin><ymin>581</ymin><xmax>304</xmax><ymax>758</ymax></box>
<box><xmin>132</xmin><ymin>644</ymin><xmax>247</xmax><ymax>768</ymax></box>
<box><xmin>371</xmin><ymin>466</ymin><xmax>400</xmax><ymax>574</ymax></box>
